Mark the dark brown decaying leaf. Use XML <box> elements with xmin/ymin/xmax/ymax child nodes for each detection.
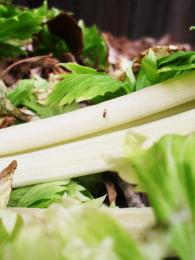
<box><xmin>48</xmin><ymin>13</ymin><xmax>83</xmax><ymax>56</ymax></box>
<box><xmin>0</xmin><ymin>160</ymin><xmax>17</xmax><ymax>208</ymax></box>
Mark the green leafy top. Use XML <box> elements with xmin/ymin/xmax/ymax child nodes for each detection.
<box><xmin>0</xmin><ymin>3</ymin><xmax>47</xmax><ymax>42</ymax></box>
<box><xmin>8</xmin><ymin>180</ymin><xmax>94</xmax><ymax>208</ymax></box>
<box><xmin>0</xmin><ymin>2</ymin><xmax>57</xmax><ymax>57</ymax></box>
<box><xmin>0</xmin><ymin>3</ymin><xmax>108</xmax><ymax>63</ymax></box>
<box><xmin>46</xmin><ymin>63</ymin><xmax>131</xmax><ymax>107</ymax></box>
<box><xmin>135</xmin><ymin>49</ymin><xmax>195</xmax><ymax>90</ymax></box>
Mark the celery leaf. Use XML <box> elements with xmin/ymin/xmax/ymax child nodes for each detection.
<box><xmin>79</xmin><ymin>21</ymin><xmax>108</xmax><ymax>69</ymax></box>
<box><xmin>8</xmin><ymin>180</ymin><xmax>93</xmax><ymax>208</ymax></box>
<box><xmin>47</xmin><ymin>63</ymin><xmax>130</xmax><ymax>106</ymax></box>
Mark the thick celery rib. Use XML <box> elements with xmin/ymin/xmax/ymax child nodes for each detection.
<box><xmin>0</xmin><ymin>109</ymin><xmax>194</xmax><ymax>187</ymax></box>
<box><xmin>0</xmin><ymin>72</ymin><xmax>195</xmax><ymax>156</ymax></box>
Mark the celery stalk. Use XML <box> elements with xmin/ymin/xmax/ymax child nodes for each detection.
<box><xmin>0</xmin><ymin>109</ymin><xmax>194</xmax><ymax>187</ymax></box>
<box><xmin>0</xmin><ymin>72</ymin><xmax>195</xmax><ymax>156</ymax></box>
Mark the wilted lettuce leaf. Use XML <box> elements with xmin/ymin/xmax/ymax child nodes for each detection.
<box><xmin>0</xmin><ymin>207</ymin><xmax>143</xmax><ymax>260</ymax></box>
<box><xmin>47</xmin><ymin>63</ymin><xmax>131</xmax><ymax>106</ymax></box>
<box><xmin>79</xmin><ymin>21</ymin><xmax>108</xmax><ymax>69</ymax></box>
<box><xmin>8</xmin><ymin>180</ymin><xmax>94</xmax><ymax>208</ymax></box>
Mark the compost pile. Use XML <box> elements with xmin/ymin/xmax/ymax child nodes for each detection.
<box><xmin>0</xmin><ymin>2</ymin><xmax>195</xmax><ymax>260</ymax></box>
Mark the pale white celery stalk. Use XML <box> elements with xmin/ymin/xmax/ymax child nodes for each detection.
<box><xmin>0</xmin><ymin>72</ymin><xmax>195</xmax><ymax>156</ymax></box>
<box><xmin>0</xmin><ymin>109</ymin><xmax>194</xmax><ymax>188</ymax></box>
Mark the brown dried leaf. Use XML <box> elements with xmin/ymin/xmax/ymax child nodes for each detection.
<box><xmin>0</xmin><ymin>55</ymin><xmax>59</xmax><ymax>82</ymax></box>
<box><xmin>0</xmin><ymin>160</ymin><xmax>17</xmax><ymax>209</ymax></box>
<box><xmin>0</xmin><ymin>116</ymin><xmax>16</xmax><ymax>129</ymax></box>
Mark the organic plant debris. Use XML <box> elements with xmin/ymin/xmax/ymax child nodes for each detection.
<box><xmin>0</xmin><ymin>2</ymin><xmax>195</xmax><ymax>259</ymax></box>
